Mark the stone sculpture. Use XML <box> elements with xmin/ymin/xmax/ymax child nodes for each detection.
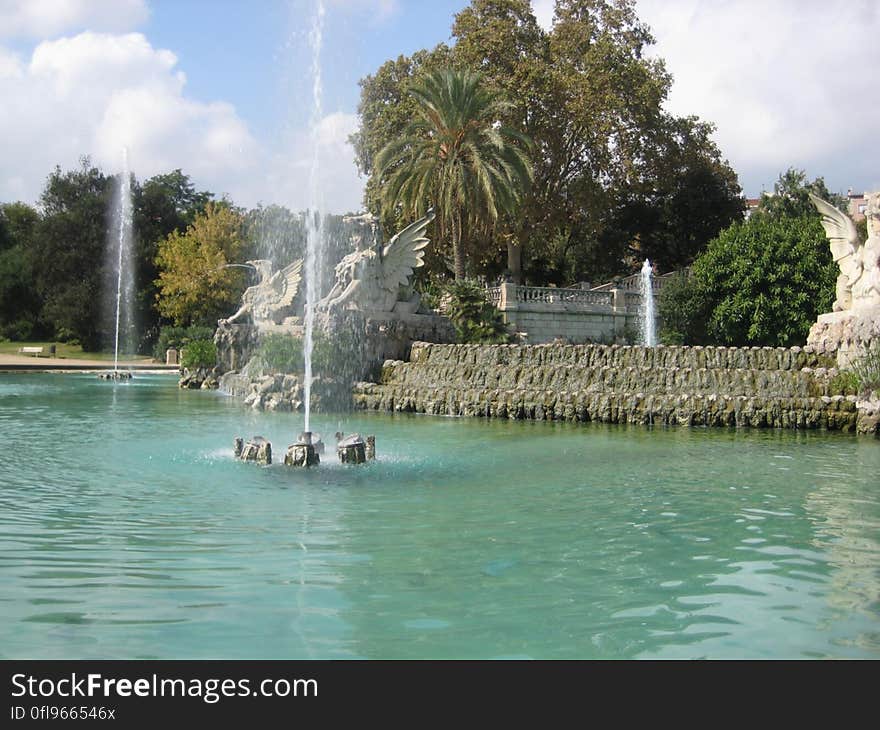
<box><xmin>809</xmin><ymin>193</ymin><xmax>880</xmax><ymax>312</ymax></box>
<box><xmin>807</xmin><ymin>193</ymin><xmax>880</xmax><ymax>365</ymax></box>
<box><xmin>220</xmin><ymin>258</ymin><xmax>303</xmax><ymax>330</ymax></box>
<box><xmin>317</xmin><ymin>210</ymin><xmax>434</xmax><ymax>313</ymax></box>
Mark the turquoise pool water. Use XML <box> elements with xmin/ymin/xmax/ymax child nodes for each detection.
<box><xmin>1</xmin><ymin>373</ymin><xmax>878</xmax><ymax>659</ymax></box>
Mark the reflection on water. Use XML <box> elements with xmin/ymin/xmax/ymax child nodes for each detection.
<box><xmin>0</xmin><ymin>374</ymin><xmax>878</xmax><ymax>658</ymax></box>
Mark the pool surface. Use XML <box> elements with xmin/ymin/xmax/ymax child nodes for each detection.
<box><xmin>1</xmin><ymin>374</ymin><xmax>878</xmax><ymax>658</ymax></box>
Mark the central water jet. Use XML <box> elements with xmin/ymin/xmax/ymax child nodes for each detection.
<box><xmin>302</xmin><ymin>0</ymin><xmax>326</xmax><ymax>433</ymax></box>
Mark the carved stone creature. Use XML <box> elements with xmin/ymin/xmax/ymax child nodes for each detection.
<box><xmin>220</xmin><ymin>258</ymin><xmax>303</xmax><ymax>329</ymax></box>
<box><xmin>317</xmin><ymin>211</ymin><xmax>434</xmax><ymax>313</ymax></box>
<box><xmin>809</xmin><ymin>193</ymin><xmax>880</xmax><ymax>311</ymax></box>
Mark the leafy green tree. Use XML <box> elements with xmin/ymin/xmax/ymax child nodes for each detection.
<box><xmin>657</xmin><ymin>269</ymin><xmax>710</xmax><ymax>345</ymax></box>
<box><xmin>374</xmin><ymin>68</ymin><xmax>533</xmax><ymax>280</ymax></box>
<box><xmin>31</xmin><ymin>158</ymin><xmax>112</xmax><ymax>350</ymax></box>
<box><xmin>133</xmin><ymin>170</ymin><xmax>213</xmax><ymax>348</ymax></box>
<box><xmin>663</xmin><ymin>168</ymin><xmax>842</xmax><ymax>347</ymax></box>
<box><xmin>692</xmin><ymin>214</ymin><xmax>835</xmax><ymax>346</ymax></box>
<box><xmin>353</xmin><ymin>0</ymin><xmax>743</xmax><ymax>285</ymax></box>
<box><xmin>0</xmin><ymin>202</ymin><xmax>42</xmax><ymax>339</ymax></box>
<box><xmin>754</xmin><ymin>168</ymin><xmax>847</xmax><ymax>220</ymax></box>
<box><xmin>155</xmin><ymin>203</ymin><xmax>246</xmax><ymax>327</ymax></box>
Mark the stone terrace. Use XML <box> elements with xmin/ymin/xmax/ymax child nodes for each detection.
<box><xmin>352</xmin><ymin>342</ymin><xmax>861</xmax><ymax>430</ymax></box>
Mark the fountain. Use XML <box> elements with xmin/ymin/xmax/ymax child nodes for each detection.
<box><xmin>639</xmin><ymin>258</ymin><xmax>657</xmax><ymax>347</ymax></box>
<box><xmin>100</xmin><ymin>148</ymin><xmax>135</xmax><ymax>380</ymax></box>
<box><xmin>300</xmin><ymin>0</ymin><xmax>326</xmax><ymax>445</ymax></box>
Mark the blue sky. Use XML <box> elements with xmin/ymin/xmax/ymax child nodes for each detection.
<box><xmin>1</xmin><ymin>0</ymin><xmax>878</xmax><ymax>212</ymax></box>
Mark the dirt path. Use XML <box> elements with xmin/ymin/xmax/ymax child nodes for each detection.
<box><xmin>0</xmin><ymin>353</ymin><xmax>179</xmax><ymax>371</ymax></box>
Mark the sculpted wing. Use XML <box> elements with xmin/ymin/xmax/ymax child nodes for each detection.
<box><xmin>380</xmin><ymin>210</ymin><xmax>435</xmax><ymax>291</ymax></box>
<box><xmin>275</xmin><ymin>258</ymin><xmax>303</xmax><ymax>307</ymax></box>
<box><xmin>809</xmin><ymin>193</ymin><xmax>862</xmax><ymax>281</ymax></box>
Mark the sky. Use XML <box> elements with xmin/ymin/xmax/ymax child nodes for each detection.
<box><xmin>1</xmin><ymin>0</ymin><xmax>878</xmax><ymax>213</ymax></box>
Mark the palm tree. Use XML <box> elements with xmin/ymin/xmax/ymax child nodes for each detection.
<box><xmin>374</xmin><ymin>68</ymin><xmax>533</xmax><ymax>280</ymax></box>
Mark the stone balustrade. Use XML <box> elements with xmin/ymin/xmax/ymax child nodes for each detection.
<box><xmin>483</xmin><ymin>282</ymin><xmax>653</xmax><ymax>343</ymax></box>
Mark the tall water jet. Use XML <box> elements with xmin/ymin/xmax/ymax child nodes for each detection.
<box><xmin>107</xmin><ymin>148</ymin><xmax>135</xmax><ymax>373</ymax></box>
<box><xmin>639</xmin><ymin>258</ymin><xmax>657</xmax><ymax>347</ymax></box>
<box><xmin>302</xmin><ymin>0</ymin><xmax>326</xmax><ymax>433</ymax></box>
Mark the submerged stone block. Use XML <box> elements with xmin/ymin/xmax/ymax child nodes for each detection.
<box><xmin>235</xmin><ymin>436</ymin><xmax>272</xmax><ymax>465</ymax></box>
<box><xmin>337</xmin><ymin>434</ymin><xmax>367</xmax><ymax>464</ymax></box>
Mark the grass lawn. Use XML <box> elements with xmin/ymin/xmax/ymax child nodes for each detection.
<box><xmin>0</xmin><ymin>340</ymin><xmax>155</xmax><ymax>362</ymax></box>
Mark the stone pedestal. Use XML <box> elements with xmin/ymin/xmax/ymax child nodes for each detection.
<box><xmin>235</xmin><ymin>436</ymin><xmax>272</xmax><ymax>464</ymax></box>
<box><xmin>807</xmin><ymin>307</ymin><xmax>880</xmax><ymax>367</ymax></box>
<box><xmin>285</xmin><ymin>432</ymin><xmax>320</xmax><ymax>467</ymax></box>
<box><xmin>337</xmin><ymin>434</ymin><xmax>367</xmax><ymax>464</ymax></box>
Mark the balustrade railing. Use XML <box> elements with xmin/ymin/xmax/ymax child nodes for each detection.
<box><xmin>515</xmin><ymin>285</ymin><xmax>614</xmax><ymax>306</ymax></box>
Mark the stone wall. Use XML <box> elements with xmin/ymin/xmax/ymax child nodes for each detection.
<box><xmin>353</xmin><ymin>342</ymin><xmax>874</xmax><ymax>433</ymax></box>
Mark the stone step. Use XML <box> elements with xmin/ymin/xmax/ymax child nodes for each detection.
<box><xmin>378</xmin><ymin>362</ymin><xmax>834</xmax><ymax>397</ymax></box>
<box><xmin>352</xmin><ymin>385</ymin><xmax>858</xmax><ymax>430</ymax></box>
<box><xmin>408</xmin><ymin>342</ymin><xmax>833</xmax><ymax>371</ymax></box>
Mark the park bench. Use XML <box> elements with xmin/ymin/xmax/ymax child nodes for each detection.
<box><xmin>17</xmin><ymin>346</ymin><xmax>44</xmax><ymax>357</ymax></box>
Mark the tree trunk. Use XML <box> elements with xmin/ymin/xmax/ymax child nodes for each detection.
<box><xmin>452</xmin><ymin>209</ymin><xmax>465</xmax><ymax>281</ymax></box>
<box><xmin>506</xmin><ymin>238</ymin><xmax>522</xmax><ymax>284</ymax></box>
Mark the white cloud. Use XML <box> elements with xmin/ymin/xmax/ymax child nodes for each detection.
<box><xmin>636</xmin><ymin>0</ymin><xmax>880</xmax><ymax>195</ymax></box>
<box><xmin>0</xmin><ymin>0</ymin><xmax>148</xmax><ymax>38</ymax></box>
<box><xmin>531</xmin><ymin>0</ymin><xmax>554</xmax><ymax>31</ymax></box>
<box><xmin>0</xmin><ymin>31</ymin><xmax>259</xmax><ymax>205</ymax></box>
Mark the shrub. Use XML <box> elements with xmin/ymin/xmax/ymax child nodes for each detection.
<box><xmin>849</xmin><ymin>343</ymin><xmax>880</xmax><ymax>396</ymax></box>
<box><xmin>443</xmin><ymin>279</ymin><xmax>511</xmax><ymax>344</ymax></box>
<box><xmin>658</xmin><ymin>270</ymin><xmax>710</xmax><ymax>345</ymax></box>
<box><xmin>180</xmin><ymin>339</ymin><xmax>217</xmax><ymax>369</ymax></box>
<box><xmin>828</xmin><ymin>370</ymin><xmax>860</xmax><ymax>396</ymax></box>
<box><xmin>255</xmin><ymin>333</ymin><xmax>303</xmax><ymax>373</ymax></box>
<box><xmin>153</xmin><ymin>325</ymin><xmax>214</xmax><ymax>361</ymax></box>
<box><xmin>687</xmin><ymin>214</ymin><xmax>835</xmax><ymax>346</ymax></box>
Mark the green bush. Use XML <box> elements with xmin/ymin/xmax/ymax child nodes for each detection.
<box><xmin>255</xmin><ymin>333</ymin><xmax>303</xmax><ymax>373</ymax></box>
<box><xmin>658</xmin><ymin>270</ymin><xmax>710</xmax><ymax>345</ymax></box>
<box><xmin>180</xmin><ymin>339</ymin><xmax>217</xmax><ymax>369</ymax></box>
<box><xmin>444</xmin><ymin>279</ymin><xmax>511</xmax><ymax>344</ymax></box>
<box><xmin>153</xmin><ymin>325</ymin><xmax>214</xmax><ymax>361</ymax></box>
<box><xmin>678</xmin><ymin>214</ymin><xmax>835</xmax><ymax>346</ymax></box>
<box><xmin>828</xmin><ymin>370</ymin><xmax>860</xmax><ymax>396</ymax></box>
<box><xmin>849</xmin><ymin>343</ymin><xmax>880</xmax><ymax>396</ymax></box>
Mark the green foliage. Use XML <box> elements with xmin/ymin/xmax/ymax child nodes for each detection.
<box><xmin>255</xmin><ymin>333</ymin><xmax>304</xmax><ymax>374</ymax></box>
<box><xmin>444</xmin><ymin>279</ymin><xmax>511</xmax><ymax>343</ymax></box>
<box><xmin>753</xmin><ymin>168</ymin><xmax>847</xmax><ymax>220</ymax></box>
<box><xmin>32</xmin><ymin>157</ymin><xmax>111</xmax><ymax>351</ymax></box>
<box><xmin>828</xmin><ymin>370</ymin><xmax>860</xmax><ymax>396</ymax></box>
<box><xmin>154</xmin><ymin>203</ymin><xmax>246</xmax><ymax>327</ymax></box>
<box><xmin>660</xmin><ymin>169</ymin><xmax>842</xmax><ymax>347</ymax></box>
<box><xmin>153</xmin><ymin>325</ymin><xmax>214</xmax><ymax>361</ymax></box>
<box><xmin>180</xmin><ymin>339</ymin><xmax>217</xmax><ymax>369</ymax></box>
<box><xmin>133</xmin><ymin>169</ymin><xmax>213</xmax><ymax>352</ymax></box>
<box><xmin>353</xmin><ymin>0</ymin><xmax>744</xmax><ymax>285</ymax></box>
<box><xmin>658</xmin><ymin>269</ymin><xmax>710</xmax><ymax>345</ymax></box>
<box><xmin>0</xmin><ymin>202</ymin><xmax>42</xmax><ymax>340</ymax></box>
<box><xmin>693</xmin><ymin>214</ymin><xmax>835</xmax><ymax>346</ymax></box>
<box><xmin>374</xmin><ymin>67</ymin><xmax>534</xmax><ymax>280</ymax></box>
<box><xmin>848</xmin><ymin>343</ymin><xmax>880</xmax><ymax>395</ymax></box>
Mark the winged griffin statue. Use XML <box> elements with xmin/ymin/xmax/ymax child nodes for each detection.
<box><xmin>317</xmin><ymin>210</ymin><xmax>435</xmax><ymax>313</ymax></box>
<box><xmin>219</xmin><ymin>258</ymin><xmax>303</xmax><ymax>328</ymax></box>
<box><xmin>809</xmin><ymin>192</ymin><xmax>880</xmax><ymax>311</ymax></box>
